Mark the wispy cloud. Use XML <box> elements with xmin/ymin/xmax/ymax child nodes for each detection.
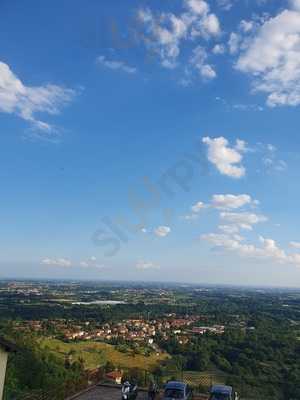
<box><xmin>154</xmin><ymin>226</ymin><xmax>171</xmax><ymax>237</ymax></box>
<box><xmin>96</xmin><ymin>56</ymin><xmax>137</xmax><ymax>74</ymax></box>
<box><xmin>0</xmin><ymin>61</ymin><xmax>76</xmax><ymax>134</ymax></box>
<box><xmin>41</xmin><ymin>258</ymin><xmax>72</xmax><ymax>267</ymax></box>
<box><xmin>136</xmin><ymin>260</ymin><xmax>160</xmax><ymax>270</ymax></box>
<box><xmin>79</xmin><ymin>256</ymin><xmax>105</xmax><ymax>270</ymax></box>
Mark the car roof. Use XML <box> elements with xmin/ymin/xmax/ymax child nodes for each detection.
<box><xmin>165</xmin><ymin>381</ymin><xmax>186</xmax><ymax>390</ymax></box>
<box><xmin>211</xmin><ymin>385</ymin><xmax>233</xmax><ymax>395</ymax></box>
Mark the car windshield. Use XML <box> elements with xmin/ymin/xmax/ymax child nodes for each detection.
<box><xmin>165</xmin><ymin>389</ymin><xmax>184</xmax><ymax>398</ymax></box>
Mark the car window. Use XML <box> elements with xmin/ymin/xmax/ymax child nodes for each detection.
<box><xmin>165</xmin><ymin>389</ymin><xmax>185</xmax><ymax>398</ymax></box>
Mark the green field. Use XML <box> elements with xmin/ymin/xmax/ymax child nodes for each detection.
<box><xmin>40</xmin><ymin>338</ymin><xmax>168</xmax><ymax>370</ymax></box>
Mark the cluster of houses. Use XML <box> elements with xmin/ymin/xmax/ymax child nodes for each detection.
<box><xmin>14</xmin><ymin>315</ymin><xmax>225</xmax><ymax>346</ymax></box>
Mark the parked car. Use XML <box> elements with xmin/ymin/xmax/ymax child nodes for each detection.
<box><xmin>162</xmin><ymin>381</ymin><xmax>193</xmax><ymax>400</ymax></box>
<box><xmin>209</xmin><ymin>385</ymin><xmax>239</xmax><ymax>400</ymax></box>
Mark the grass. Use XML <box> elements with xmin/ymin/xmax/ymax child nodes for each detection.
<box><xmin>40</xmin><ymin>338</ymin><xmax>168</xmax><ymax>371</ymax></box>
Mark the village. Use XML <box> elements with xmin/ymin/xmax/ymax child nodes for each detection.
<box><xmin>14</xmin><ymin>315</ymin><xmax>225</xmax><ymax>346</ymax></box>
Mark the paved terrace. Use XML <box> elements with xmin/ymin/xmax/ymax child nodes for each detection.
<box><xmin>67</xmin><ymin>384</ymin><xmax>209</xmax><ymax>400</ymax></box>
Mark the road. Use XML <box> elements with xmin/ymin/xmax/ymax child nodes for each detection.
<box><xmin>68</xmin><ymin>385</ymin><xmax>209</xmax><ymax>400</ymax></box>
<box><xmin>69</xmin><ymin>385</ymin><xmax>148</xmax><ymax>400</ymax></box>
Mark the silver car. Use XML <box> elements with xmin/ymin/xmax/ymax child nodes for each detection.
<box><xmin>163</xmin><ymin>381</ymin><xmax>193</xmax><ymax>400</ymax></box>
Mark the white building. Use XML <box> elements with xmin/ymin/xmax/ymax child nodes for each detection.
<box><xmin>0</xmin><ymin>338</ymin><xmax>15</xmax><ymax>400</ymax></box>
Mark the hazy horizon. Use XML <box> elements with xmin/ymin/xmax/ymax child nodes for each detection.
<box><xmin>1</xmin><ymin>0</ymin><xmax>300</xmax><ymax>287</ymax></box>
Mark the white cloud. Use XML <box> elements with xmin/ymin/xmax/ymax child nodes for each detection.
<box><xmin>228</xmin><ymin>33</ymin><xmax>241</xmax><ymax>55</ymax></box>
<box><xmin>263</xmin><ymin>158</ymin><xmax>287</xmax><ymax>172</ymax></box>
<box><xmin>136</xmin><ymin>260</ymin><xmax>160</xmax><ymax>270</ymax></box>
<box><xmin>138</xmin><ymin>8</ymin><xmax>188</xmax><ymax>69</ymax></box>
<box><xmin>41</xmin><ymin>258</ymin><xmax>72</xmax><ymax>267</ymax></box>
<box><xmin>220</xmin><ymin>211</ymin><xmax>268</xmax><ymax>230</ymax></box>
<box><xmin>191</xmin><ymin>201</ymin><xmax>206</xmax><ymax>213</ymax></box>
<box><xmin>185</xmin><ymin>0</ymin><xmax>221</xmax><ymax>39</ymax></box>
<box><xmin>0</xmin><ymin>61</ymin><xmax>76</xmax><ymax>133</ymax></box>
<box><xmin>79</xmin><ymin>261</ymin><xmax>89</xmax><ymax>268</ymax></box>
<box><xmin>212</xmin><ymin>44</ymin><xmax>226</xmax><ymax>54</ymax></box>
<box><xmin>190</xmin><ymin>46</ymin><xmax>216</xmax><ymax>79</ymax></box>
<box><xmin>138</xmin><ymin>1</ymin><xmax>220</xmax><ymax>71</ymax></box>
<box><xmin>236</xmin><ymin>3</ymin><xmax>300</xmax><ymax>107</ymax></box>
<box><xmin>183</xmin><ymin>193</ymin><xmax>256</xmax><ymax>223</ymax></box>
<box><xmin>202</xmin><ymin>136</ymin><xmax>246</xmax><ymax>178</ymax></box>
<box><xmin>211</xmin><ymin>194</ymin><xmax>254</xmax><ymax>209</ymax></box>
<box><xmin>239</xmin><ymin>20</ymin><xmax>254</xmax><ymax>33</ymax></box>
<box><xmin>181</xmin><ymin>200</ymin><xmax>206</xmax><ymax>221</ymax></box>
<box><xmin>217</xmin><ymin>0</ymin><xmax>235</xmax><ymax>11</ymax></box>
<box><xmin>202</xmin><ymin>232</ymin><xmax>243</xmax><ymax>249</ymax></box>
<box><xmin>261</xmin><ymin>143</ymin><xmax>288</xmax><ymax>172</ymax></box>
<box><xmin>258</xmin><ymin>236</ymin><xmax>287</xmax><ymax>262</ymax></box>
<box><xmin>79</xmin><ymin>256</ymin><xmax>104</xmax><ymax>270</ymax></box>
<box><xmin>154</xmin><ymin>226</ymin><xmax>171</xmax><ymax>237</ymax></box>
<box><xmin>292</xmin><ymin>0</ymin><xmax>300</xmax><ymax>11</ymax></box>
<box><xmin>181</xmin><ymin>213</ymin><xmax>200</xmax><ymax>221</ymax></box>
<box><xmin>202</xmin><ymin>233</ymin><xmax>300</xmax><ymax>266</ymax></box>
<box><xmin>290</xmin><ymin>241</ymin><xmax>300</xmax><ymax>249</ymax></box>
<box><xmin>185</xmin><ymin>0</ymin><xmax>209</xmax><ymax>16</ymax></box>
<box><xmin>96</xmin><ymin>56</ymin><xmax>137</xmax><ymax>74</ymax></box>
<box><xmin>218</xmin><ymin>224</ymin><xmax>240</xmax><ymax>234</ymax></box>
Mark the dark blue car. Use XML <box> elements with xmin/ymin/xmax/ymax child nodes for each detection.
<box><xmin>209</xmin><ymin>385</ymin><xmax>239</xmax><ymax>400</ymax></box>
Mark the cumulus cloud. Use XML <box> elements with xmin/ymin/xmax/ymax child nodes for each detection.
<box><xmin>235</xmin><ymin>2</ymin><xmax>300</xmax><ymax>107</ymax></box>
<box><xmin>136</xmin><ymin>260</ymin><xmax>160</xmax><ymax>270</ymax></box>
<box><xmin>0</xmin><ymin>61</ymin><xmax>76</xmax><ymax>133</ymax></box>
<box><xmin>154</xmin><ymin>226</ymin><xmax>171</xmax><ymax>237</ymax></box>
<box><xmin>41</xmin><ymin>258</ymin><xmax>72</xmax><ymax>267</ymax></box>
<box><xmin>202</xmin><ymin>136</ymin><xmax>246</xmax><ymax>178</ymax></box>
<box><xmin>96</xmin><ymin>56</ymin><xmax>137</xmax><ymax>74</ymax></box>
<box><xmin>138</xmin><ymin>0</ymin><xmax>220</xmax><ymax>72</ymax></box>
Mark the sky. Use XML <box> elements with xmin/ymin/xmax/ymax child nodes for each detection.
<box><xmin>1</xmin><ymin>0</ymin><xmax>300</xmax><ymax>286</ymax></box>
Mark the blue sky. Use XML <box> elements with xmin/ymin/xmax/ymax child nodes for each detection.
<box><xmin>1</xmin><ymin>0</ymin><xmax>300</xmax><ymax>286</ymax></box>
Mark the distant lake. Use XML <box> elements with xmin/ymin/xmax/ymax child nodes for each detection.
<box><xmin>72</xmin><ymin>300</ymin><xmax>126</xmax><ymax>305</ymax></box>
